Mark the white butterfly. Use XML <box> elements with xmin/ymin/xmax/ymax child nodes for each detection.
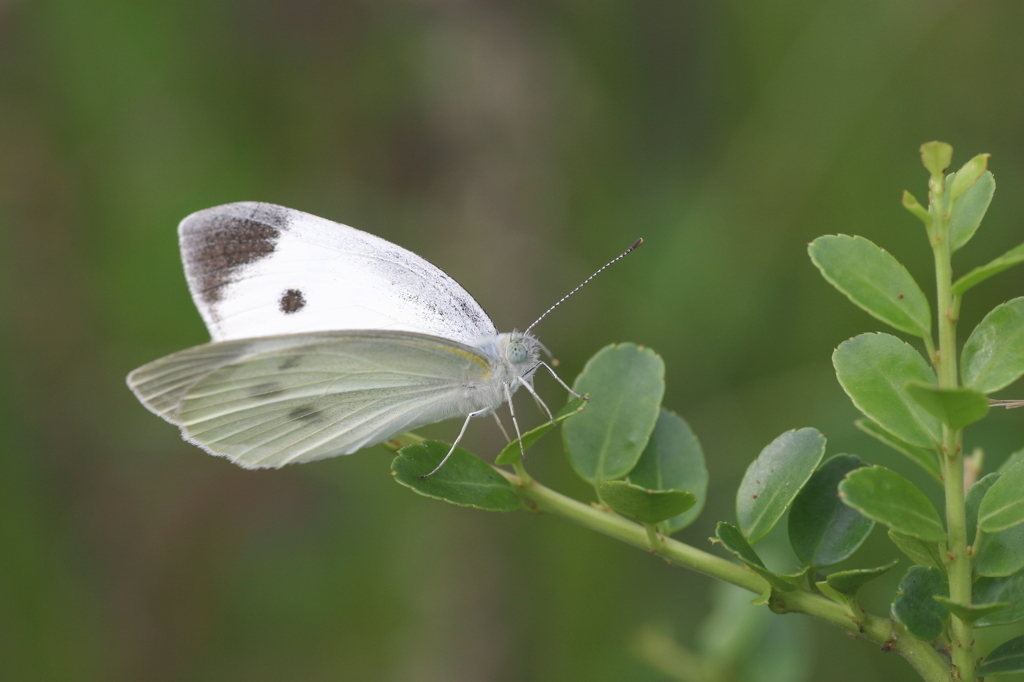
<box><xmin>128</xmin><ymin>202</ymin><xmax>638</xmax><ymax>472</ymax></box>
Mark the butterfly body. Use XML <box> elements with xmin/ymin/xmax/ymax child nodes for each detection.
<box><xmin>129</xmin><ymin>202</ymin><xmax>543</xmax><ymax>469</ymax></box>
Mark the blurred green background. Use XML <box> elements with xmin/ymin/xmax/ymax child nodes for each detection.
<box><xmin>4</xmin><ymin>1</ymin><xmax>1024</xmax><ymax>680</ymax></box>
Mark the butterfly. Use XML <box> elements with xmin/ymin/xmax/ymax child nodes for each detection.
<box><xmin>127</xmin><ymin>202</ymin><xmax>639</xmax><ymax>473</ymax></box>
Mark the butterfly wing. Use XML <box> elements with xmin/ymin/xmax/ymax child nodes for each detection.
<box><xmin>178</xmin><ymin>202</ymin><xmax>498</xmax><ymax>344</ymax></box>
<box><xmin>127</xmin><ymin>331</ymin><xmax>501</xmax><ymax>468</ymax></box>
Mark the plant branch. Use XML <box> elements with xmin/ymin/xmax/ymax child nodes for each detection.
<box><xmin>929</xmin><ymin>168</ymin><xmax>975</xmax><ymax>681</ymax></box>
<box><xmin>494</xmin><ymin>466</ymin><xmax>950</xmax><ymax>681</ymax></box>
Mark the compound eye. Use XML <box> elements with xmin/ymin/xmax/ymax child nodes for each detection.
<box><xmin>506</xmin><ymin>341</ymin><xmax>528</xmax><ymax>364</ymax></box>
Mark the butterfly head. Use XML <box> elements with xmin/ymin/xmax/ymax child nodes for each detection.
<box><xmin>503</xmin><ymin>331</ymin><xmax>542</xmax><ymax>380</ymax></box>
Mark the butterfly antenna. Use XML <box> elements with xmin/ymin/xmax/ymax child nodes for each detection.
<box><xmin>524</xmin><ymin>238</ymin><xmax>643</xmax><ymax>336</ymax></box>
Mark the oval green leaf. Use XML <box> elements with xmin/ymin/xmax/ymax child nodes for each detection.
<box><xmin>839</xmin><ymin>466</ymin><xmax>946</xmax><ymax>543</ymax></box>
<box><xmin>887</xmin><ymin>529</ymin><xmax>945</xmax><ymax>573</ymax></box>
<box><xmin>808</xmin><ymin>235</ymin><xmax>930</xmax><ymax>338</ymax></box>
<box><xmin>952</xmin><ymin>241</ymin><xmax>1024</xmax><ymax>296</ymax></box>
<box><xmin>392</xmin><ymin>441</ymin><xmax>521</xmax><ymax>512</ymax></box>
<box><xmin>495</xmin><ymin>395</ymin><xmax>587</xmax><ymax>465</ymax></box>
<box><xmin>949</xmin><ymin>153</ymin><xmax>989</xmax><ymax>202</ymax></box>
<box><xmin>950</xmin><ymin>170</ymin><xmax>995</xmax><ymax>252</ymax></box>
<box><xmin>978</xmin><ymin>635</ymin><xmax>1024</xmax><ymax>676</ymax></box>
<box><xmin>976</xmin><ymin>522</ymin><xmax>1024</xmax><ymax>578</ymax></box>
<box><xmin>975</xmin><ymin>572</ymin><xmax>1024</xmax><ymax>627</ymax></box>
<box><xmin>715</xmin><ymin>522</ymin><xmax>798</xmax><ymax>593</ymax></box>
<box><xmin>563</xmin><ymin>344</ymin><xmax>665</xmax><ymax>484</ymax></box>
<box><xmin>833</xmin><ymin>333</ymin><xmax>941</xmax><ymax>448</ymax></box>
<box><xmin>627</xmin><ymin>408</ymin><xmax>708</xmax><ymax>534</ymax></box>
<box><xmin>966</xmin><ymin>473</ymin><xmax>1000</xmax><ymax>544</ymax></box>
<box><xmin>891</xmin><ymin>566</ymin><xmax>949</xmax><ymax>641</ymax></box>
<box><xmin>970</xmin><ymin>472</ymin><xmax>1024</xmax><ymax>577</ymax></box>
<box><xmin>598</xmin><ymin>480</ymin><xmax>695</xmax><ymax>525</ymax></box>
<box><xmin>716</xmin><ymin>521</ymin><xmax>765</xmax><ymax>568</ymax></box>
<box><xmin>789</xmin><ymin>455</ymin><xmax>874</xmax><ymax>568</ymax></box>
<box><xmin>979</xmin><ymin>460</ymin><xmax>1024</xmax><ymax>533</ymax></box>
<box><xmin>1000</xmin><ymin>447</ymin><xmax>1024</xmax><ymax>473</ymax></box>
<box><xmin>854</xmin><ymin>418</ymin><xmax>940</xmax><ymax>482</ymax></box>
<box><xmin>962</xmin><ymin>298</ymin><xmax>1024</xmax><ymax>394</ymax></box>
<box><xmin>903</xmin><ymin>381</ymin><xmax>989</xmax><ymax>430</ymax></box>
<box><xmin>824</xmin><ymin>560</ymin><xmax>899</xmax><ymax>598</ymax></box>
<box><xmin>737</xmin><ymin>428</ymin><xmax>827</xmax><ymax>544</ymax></box>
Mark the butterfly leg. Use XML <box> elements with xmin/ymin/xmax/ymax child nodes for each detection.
<box><xmin>535</xmin><ymin>360</ymin><xmax>586</xmax><ymax>401</ymax></box>
<box><xmin>419</xmin><ymin>407</ymin><xmax>491</xmax><ymax>478</ymax></box>
<box><xmin>504</xmin><ymin>381</ymin><xmax>527</xmax><ymax>463</ymax></box>
<box><xmin>492</xmin><ymin>411</ymin><xmax>512</xmax><ymax>443</ymax></box>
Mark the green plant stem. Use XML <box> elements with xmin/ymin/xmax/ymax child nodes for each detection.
<box><xmin>930</xmin><ymin>173</ymin><xmax>975</xmax><ymax>681</ymax></box>
<box><xmin>645</xmin><ymin>522</ymin><xmax>662</xmax><ymax>549</ymax></box>
<box><xmin>512</xmin><ymin>458</ymin><xmax>533</xmax><ymax>485</ymax></box>
<box><xmin>495</xmin><ymin>466</ymin><xmax>951</xmax><ymax>681</ymax></box>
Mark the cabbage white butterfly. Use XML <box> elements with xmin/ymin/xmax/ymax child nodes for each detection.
<box><xmin>127</xmin><ymin>202</ymin><xmax>640</xmax><ymax>473</ymax></box>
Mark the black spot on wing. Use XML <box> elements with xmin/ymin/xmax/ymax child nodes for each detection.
<box><xmin>279</xmin><ymin>288</ymin><xmax>306</xmax><ymax>314</ymax></box>
<box><xmin>180</xmin><ymin>203</ymin><xmax>292</xmax><ymax>306</ymax></box>
<box><xmin>289</xmin><ymin>405</ymin><xmax>320</xmax><ymax>422</ymax></box>
<box><xmin>278</xmin><ymin>356</ymin><xmax>302</xmax><ymax>370</ymax></box>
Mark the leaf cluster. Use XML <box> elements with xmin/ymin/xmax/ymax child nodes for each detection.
<box><xmin>383</xmin><ymin>141</ymin><xmax>1024</xmax><ymax>681</ymax></box>
<box><xmin>393</xmin><ymin>343</ymin><xmax>709</xmax><ymax>536</ymax></box>
<box><xmin>810</xmin><ymin>143</ymin><xmax>1024</xmax><ymax>675</ymax></box>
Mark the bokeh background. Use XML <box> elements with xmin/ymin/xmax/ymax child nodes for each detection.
<box><xmin>4</xmin><ymin>1</ymin><xmax>1024</xmax><ymax>680</ymax></box>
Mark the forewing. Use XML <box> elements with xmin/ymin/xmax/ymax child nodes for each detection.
<box><xmin>178</xmin><ymin>202</ymin><xmax>497</xmax><ymax>343</ymax></box>
<box><xmin>128</xmin><ymin>331</ymin><xmax>497</xmax><ymax>468</ymax></box>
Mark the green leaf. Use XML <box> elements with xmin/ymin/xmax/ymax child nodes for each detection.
<box><xmin>839</xmin><ymin>466</ymin><xmax>946</xmax><ymax>543</ymax></box>
<box><xmin>715</xmin><ymin>522</ymin><xmax>797</xmax><ymax>593</ymax></box>
<box><xmin>902</xmin><ymin>190</ymin><xmax>930</xmax><ymax>226</ymax></box>
<box><xmin>949</xmin><ymin>153</ymin><xmax>990</xmax><ymax>202</ymax></box>
<box><xmin>962</xmin><ymin>298</ymin><xmax>1024</xmax><ymax>394</ymax></box>
<box><xmin>598</xmin><ymin>480</ymin><xmax>696</xmax><ymax>525</ymax></box>
<box><xmin>789</xmin><ymin>455</ymin><xmax>873</xmax><ymax>568</ymax></box>
<box><xmin>950</xmin><ymin>170</ymin><xmax>995</xmax><ymax>252</ymax></box>
<box><xmin>952</xmin><ymin>242</ymin><xmax>1024</xmax><ymax>296</ymax></box>
<box><xmin>932</xmin><ymin>597</ymin><xmax>1007</xmax><ymax>625</ymax></box>
<box><xmin>824</xmin><ymin>561</ymin><xmax>899</xmax><ymax>597</ymax></box>
<box><xmin>891</xmin><ymin>566</ymin><xmax>949</xmax><ymax>641</ymax></box>
<box><xmin>854</xmin><ymin>418</ymin><xmax>940</xmax><ymax>482</ymax></box>
<box><xmin>904</xmin><ymin>381</ymin><xmax>990</xmax><ymax>430</ymax></box>
<box><xmin>978</xmin><ymin>635</ymin><xmax>1024</xmax><ymax>676</ymax></box>
<box><xmin>627</xmin><ymin>408</ymin><xmax>708</xmax><ymax>534</ymax></box>
<box><xmin>392</xmin><ymin>441</ymin><xmax>521</xmax><ymax>512</ymax></box>
<box><xmin>887</xmin><ymin>529</ymin><xmax>945</xmax><ymax>572</ymax></box>
<box><xmin>494</xmin><ymin>395</ymin><xmax>587</xmax><ymax>465</ymax></box>
<box><xmin>976</xmin><ymin>524</ymin><xmax>1024</xmax><ymax>577</ymax></box>
<box><xmin>975</xmin><ymin>474</ymin><xmax>1024</xmax><ymax>576</ymax></box>
<box><xmin>716</xmin><ymin>521</ymin><xmax>766</xmax><ymax>567</ymax></box>
<box><xmin>966</xmin><ymin>473</ymin><xmax>1000</xmax><ymax>544</ymax></box>
<box><xmin>979</xmin><ymin>460</ymin><xmax>1024</xmax><ymax>533</ymax></box>
<box><xmin>736</xmin><ymin>428</ymin><xmax>827</xmax><ymax>544</ymax></box>
<box><xmin>833</xmin><ymin>333</ymin><xmax>941</xmax><ymax>448</ymax></box>
<box><xmin>974</xmin><ymin>572</ymin><xmax>1024</xmax><ymax>627</ymax></box>
<box><xmin>920</xmin><ymin>141</ymin><xmax>952</xmax><ymax>179</ymax></box>
<box><xmin>808</xmin><ymin>235</ymin><xmax>930</xmax><ymax>338</ymax></box>
<box><xmin>1000</xmin><ymin>447</ymin><xmax>1024</xmax><ymax>474</ymax></box>
<box><xmin>815</xmin><ymin>581</ymin><xmax>852</xmax><ymax>608</ymax></box>
<box><xmin>563</xmin><ymin>344</ymin><xmax>665</xmax><ymax>484</ymax></box>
